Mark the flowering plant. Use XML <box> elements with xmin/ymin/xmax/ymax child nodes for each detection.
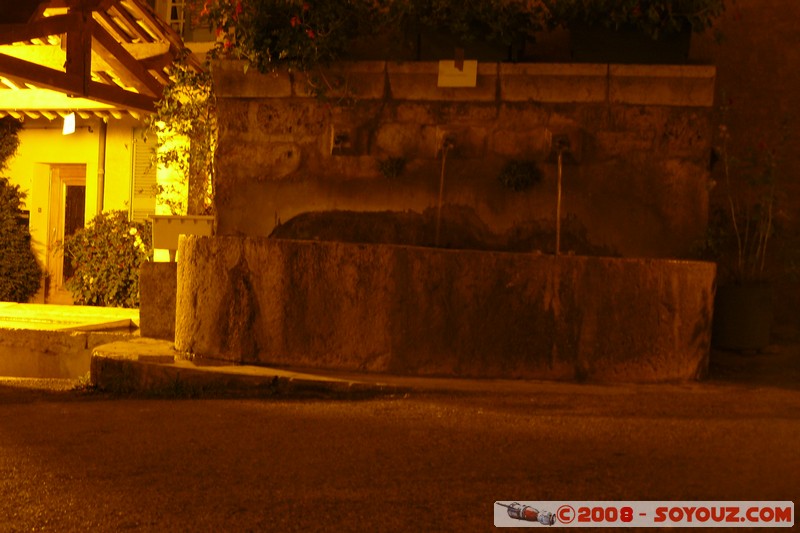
<box><xmin>194</xmin><ymin>0</ymin><xmax>546</xmax><ymax>73</ymax></box>
<box><xmin>194</xmin><ymin>0</ymin><xmax>258</xmax><ymax>64</ymax></box>
<box><xmin>543</xmin><ymin>0</ymin><xmax>727</xmax><ymax>39</ymax></box>
<box><xmin>64</xmin><ymin>210</ymin><xmax>152</xmax><ymax>308</ymax></box>
<box><xmin>195</xmin><ymin>0</ymin><xmax>380</xmax><ymax>72</ymax></box>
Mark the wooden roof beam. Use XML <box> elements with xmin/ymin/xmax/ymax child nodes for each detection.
<box><xmin>87</xmin><ymin>79</ymin><xmax>154</xmax><ymax>112</ymax></box>
<box><xmin>65</xmin><ymin>10</ymin><xmax>91</xmax><ymax>95</ymax></box>
<box><xmin>90</xmin><ymin>18</ymin><xmax>163</xmax><ymax>96</ymax></box>
<box><xmin>94</xmin><ymin>10</ymin><xmax>134</xmax><ymax>43</ymax></box>
<box><xmin>0</xmin><ymin>51</ymin><xmax>154</xmax><ymax>113</ymax></box>
<box><xmin>0</xmin><ymin>13</ymin><xmax>77</xmax><ymax>46</ymax></box>
<box><xmin>0</xmin><ymin>52</ymin><xmax>83</xmax><ymax>95</ymax></box>
<box><xmin>125</xmin><ymin>0</ymin><xmax>184</xmax><ymax>51</ymax></box>
<box><xmin>108</xmin><ymin>4</ymin><xmax>153</xmax><ymax>43</ymax></box>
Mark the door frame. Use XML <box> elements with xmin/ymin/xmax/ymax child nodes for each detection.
<box><xmin>48</xmin><ymin>164</ymin><xmax>87</xmax><ymax>291</ymax></box>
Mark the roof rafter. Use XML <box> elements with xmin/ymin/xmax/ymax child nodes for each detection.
<box><xmin>0</xmin><ymin>0</ymin><xmax>199</xmax><ymax>116</ymax></box>
<box><xmin>90</xmin><ymin>18</ymin><xmax>163</xmax><ymax>96</ymax></box>
<box><xmin>0</xmin><ymin>13</ymin><xmax>77</xmax><ymax>46</ymax></box>
<box><xmin>0</xmin><ymin>51</ymin><xmax>155</xmax><ymax>112</ymax></box>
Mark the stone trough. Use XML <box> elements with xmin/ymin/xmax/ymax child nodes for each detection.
<box><xmin>176</xmin><ymin>236</ymin><xmax>716</xmax><ymax>383</ymax></box>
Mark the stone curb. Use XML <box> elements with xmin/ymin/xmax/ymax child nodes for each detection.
<box><xmin>90</xmin><ymin>339</ymin><xmax>410</xmax><ymax>398</ymax></box>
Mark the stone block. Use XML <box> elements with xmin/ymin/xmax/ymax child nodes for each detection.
<box><xmin>0</xmin><ymin>328</ymin><xmax>133</xmax><ymax>379</ymax></box>
<box><xmin>217</xmin><ymin>140</ymin><xmax>302</xmax><ymax>181</ymax></box>
<box><xmin>176</xmin><ymin>236</ymin><xmax>716</xmax><ymax>383</ymax></box>
<box><xmin>394</xmin><ymin>103</ymin><xmax>438</xmax><ymax>124</ymax></box>
<box><xmin>594</xmin><ymin>131</ymin><xmax>657</xmax><ymax>158</ymax></box>
<box><xmin>489</xmin><ymin>128</ymin><xmax>551</xmax><ymax>157</ymax></box>
<box><xmin>609</xmin><ymin>65</ymin><xmax>716</xmax><ymax>107</ymax></box>
<box><xmin>433</xmin><ymin>102</ymin><xmax>499</xmax><ymax>124</ymax></box>
<box><xmin>292</xmin><ymin>61</ymin><xmax>386</xmax><ymax>100</ymax></box>
<box><xmin>387</xmin><ymin>61</ymin><xmax>497</xmax><ymax>102</ymax></box>
<box><xmin>500</xmin><ymin>63</ymin><xmax>608</xmax><ymax>103</ymax></box>
<box><xmin>211</xmin><ymin>60</ymin><xmax>292</xmax><ymax>98</ymax></box>
<box><xmin>256</xmin><ymin>102</ymin><xmax>328</xmax><ymax>136</ymax></box>
<box><xmin>432</xmin><ymin>125</ymin><xmax>489</xmax><ymax>158</ymax></box>
<box><xmin>139</xmin><ymin>262</ymin><xmax>177</xmax><ymax>341</ymax></box>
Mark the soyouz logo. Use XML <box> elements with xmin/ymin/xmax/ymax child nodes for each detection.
<box><xmin>493</xmin><ymin>501</ymin><xmax>794</xmax><ymax>528</ymax></box>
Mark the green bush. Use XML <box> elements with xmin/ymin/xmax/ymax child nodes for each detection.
<box><xmin>63</xmin><ymin>210</ymin><xmax>152</xmax><ymax>308</ymax></box>
<box><xmin>0</xmin><ymin>178</ymin><xmax>42</xmax><ymax>302</ymax></box>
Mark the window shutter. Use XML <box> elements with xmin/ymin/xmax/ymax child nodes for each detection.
<box><xmin>131</xmin><ymin>129</ymin><xmax>157</xmax><ymax>223</ymax></box>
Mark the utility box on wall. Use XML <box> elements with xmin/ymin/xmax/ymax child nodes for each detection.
<box><xmin>151</xmin><ymin>215</ymin><xmax>215</xmax><ymax>262</ymax></box>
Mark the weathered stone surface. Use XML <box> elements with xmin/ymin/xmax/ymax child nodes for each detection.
<box><xmin>212</xmin><ymin>60</ymin><xmax>292</xmax><ymax>98</ymax></box>
<box><xmin>387</xmin><ymin>61</ymin><xmax>497</xmax><ymax>102</ymax></box>
<box><xmin>500</xmin><ymin>63</ymin><xmax>607</xmax><ymax>103</ymax></box>
<box><xmin>0</xmin><ymin>329</ymin><xmax>134</xmax><ymax>379</ymax></box>
<box><xmin>609</xmin><ymin>65</ymin><xmax>716</xmax><ymax>107</ymax></box>
<box><xmin>0</xmin><ymin>330</ymin><xmax>87</xmax><ymax>378</ymax></box>
<box><xmin>139</xmin><ymin>262</ymin><xmax>178</xmax><ymax>341</ymax></box>
<box><xmin>292</xmin><ymin>61</ymin><xmax>387</xmax><ymax>100</ymax></box>
<box><xmin>489</xmin><ymin>128</ymin><xmax>551</xmax><ymax>157</ymax></box>
<box><xmin>212</xmin><ymin>60</ymin><xmax>716</xmax><ymax>259</ymax></box>
<box><xmin>176</xmin><ymin>236</ymin><xmax>716</xmax><ymax>383</ymax></box>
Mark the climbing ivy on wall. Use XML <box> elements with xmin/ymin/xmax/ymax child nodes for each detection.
<box><xmin>146</xmin><ymin>51</ymin><xmax>217</xmax><ymax>216</ymax></box>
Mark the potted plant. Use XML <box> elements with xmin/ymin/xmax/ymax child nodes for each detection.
<box><xmin>705</xmin><ymin>98</ymin><xmax>788</xmax><ymax>351</ymax></box>
<box><xmin>542</xmin><ymin>0</ymin><xmax>727</xmax><ymax>63</ymax></box>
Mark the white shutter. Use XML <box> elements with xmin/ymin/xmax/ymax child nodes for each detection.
<box><xmin>131</xmin><ymin>129</ymin><xmax>157</xmax><ymax>223</ymax></box>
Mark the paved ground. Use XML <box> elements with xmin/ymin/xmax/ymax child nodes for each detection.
<box><xmin>0</xmin><ymin>343</ymin><xmax>798</xmax><ymax>531</ymax></box>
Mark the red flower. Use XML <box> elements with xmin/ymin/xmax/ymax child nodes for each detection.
<box><xmin>290</xmin><ymin>16</ymin><xmax>300</xmax><ymax>27</ymax></box>
<box><xmin>306</xmin><ymin>28</ymin><xmax>315</xmax><ymax>39</ymax></box>
<box><xmin>302</xmin><ymin>2</ymin><xmax>310</xmax><ymax>12</ymax></box>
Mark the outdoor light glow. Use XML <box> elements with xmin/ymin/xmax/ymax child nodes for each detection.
<box><xmin>62</xmin><ymin>112</ymin><xmax>76</xmax><ymax>135</ymax></box>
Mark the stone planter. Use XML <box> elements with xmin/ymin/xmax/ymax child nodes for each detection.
<box><xmin>712</xmin><ymin>282</ymin><xmax>773</xmax><ymax>352</ymax></box>
<box><xmin>569</xmin><ymin>22</ymin><xmax>692</xmax><ymax>64</ymax></box>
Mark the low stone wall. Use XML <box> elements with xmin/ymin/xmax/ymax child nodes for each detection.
<box><xmin>176</xmin><ymin>236</ymin><xmax>716</xmax><ymax>383</ymax></box>
<box><xmin>0</xmin><ymin>329</ymin><xmax>132</xmax><ymax>379</ymax></box>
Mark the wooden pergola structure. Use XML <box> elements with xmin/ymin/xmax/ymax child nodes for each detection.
<box><xmin>0</xmin><ymin>0</ymin><xmax>198</xmax><ymax>119</ymax></box>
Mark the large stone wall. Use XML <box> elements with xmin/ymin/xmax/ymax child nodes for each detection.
<box><xmin>212</xmin><ymin>61</ymin><xmax>716</xmax><ymax>259</ymax></box>
<box><xmin>175</xmin><ymin>236</ymin><xmax>716</xmax><ymax>383</ymax></box>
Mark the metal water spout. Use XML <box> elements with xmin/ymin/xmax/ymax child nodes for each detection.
<box><xmin>435</xmin><ymin>134</ymin><xmax>455</xmax><ymax>247</ymax></box>
<box><xmin>552</xmin><ymin>134</ymin><xmax>571</xmax><ymax>256</ymax></box>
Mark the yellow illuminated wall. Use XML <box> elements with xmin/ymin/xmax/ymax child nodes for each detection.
<box><xmin>4</xmin><ymin>116</ymin><xmax>139</xmax><ymax>277</ymax></box>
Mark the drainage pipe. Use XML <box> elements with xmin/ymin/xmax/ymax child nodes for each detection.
<box><xmin>96</xmin><ymin>119</ymin><xmax>107</xmax><ymax>214</ymax></box>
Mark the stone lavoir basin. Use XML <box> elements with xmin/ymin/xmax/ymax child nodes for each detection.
<box><xmin>175</xmin><ymin>235</ymin><xmax>716</xmax><ymax>383</ymax></box>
